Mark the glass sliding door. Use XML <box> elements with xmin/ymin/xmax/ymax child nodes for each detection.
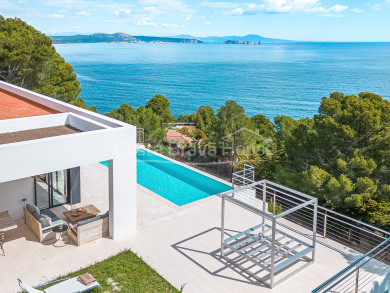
<box><xmin>52</xmin><ymin>170</ymin><xmax>67</xmax><ymax>206</ymax></box>
<box><xmin>35</xmin><ymin>175</ymin><xmax>50</xmax><ymax>209</ymax></box>
<box><xmin>34</xmin><ymin>170</ymin><xmax>68</xmax><ymax>209</ymax></box>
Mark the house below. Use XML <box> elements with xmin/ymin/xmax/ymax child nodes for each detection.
<box><xmin>166</xmin><ymin>129</ymin><xmax>193</xmax><ymax>147</ymax></box>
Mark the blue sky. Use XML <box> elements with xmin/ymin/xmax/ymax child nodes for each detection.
<box><xmin>1</xmin><ymin>0</ymin><xmax>389</xmax><ymax>41</ymax></box>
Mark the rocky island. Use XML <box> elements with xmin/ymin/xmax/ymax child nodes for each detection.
<box><xmin>224</xmin><ymin>40</ymin><xmax>261</xmax><ymax>45</ymax></box>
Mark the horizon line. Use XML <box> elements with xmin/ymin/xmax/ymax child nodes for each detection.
<box><xmin>48</xmin><ymin>32</ymin><xmax>390</xmax><ymax>43</ymax></box>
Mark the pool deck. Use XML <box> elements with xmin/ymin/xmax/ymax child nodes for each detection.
<box><xmin>1</xmin><ymin>163</ymin><xmax>387</xmax><ymax>292</ymax></box>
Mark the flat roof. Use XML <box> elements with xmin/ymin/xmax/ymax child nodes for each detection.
<box><xmin>0</xmin><ymin>89</ymin><xmax>59</xmax><ymax>120</ymax></box>
<box><xmin>0</xmin><ymin>125</ymin><xmax>81</xmax><ymax>145</ymax></box>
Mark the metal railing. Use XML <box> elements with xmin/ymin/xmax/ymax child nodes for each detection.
<box><xmin>162</xmin><ymin>122</ymin><xmax>195</xmax><ymax>128</ymax></box>
<box><xmin>274</xmin><ymin>192</ymin><xmax>390</xmax><ymax>293</ymax></box>
<box><xmin>231</xmin><ymin>166</ymin><xmax>390</xmax><ymax>292</ymax></box>
<box><xmin>232</xmin><ymin>164</ymin><xmax>255</xmax><ymax>187</ymax></box>
<box><xmin>232</xmin><ymin>166</ymin><xmax>390</xmax><ymax>254</ymax></box>
<box><xmin>278</xmin><ymin>201</ymin><xmax>390</xmax><ymax>255</ymax></box>
<box><xmin>174</xmin><ymin>122</ymin><xmax>195</xmax><ymax>127</ymax></box>
<box><xmin>312</xmin><ymin>237</ymin><xmax>390</xmax><ymax>293</ymax></box>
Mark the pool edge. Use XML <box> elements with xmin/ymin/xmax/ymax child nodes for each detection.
<box><xmin>139</xmin><ymin>146</ymin><xmax>232</xmax><ymax>189</ymax></box>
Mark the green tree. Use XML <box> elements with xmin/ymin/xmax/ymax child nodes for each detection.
<box><xmin>251</xmin><ymin>114</ymin><xmax>275</xmax><ymax>138</ymax></box>
<box><xmin>214</xmin><ymin>100</ymin><xmax>255</xmax><ymax>153</ymax></box>
<box><xmin>0</xmin><ymin>16</ymin><xmax>83</xmax><ymax>105</ymax></box>
<box><xmin>146</xmin><ymin>94</ymin><xmax>175</xmax><ymax>123</ymax></box>
<box><xmin>70</xmin><ymin>98</ymin><xmax>97</xmax><ymax>112</ymax></box>
<box><xmin>106</xmin><ymin>104</ymin><xmax>165</xmax><ymax>143</ymax></box>
<box><xmin>189</xmin><ymin>129</ymin><xmax>207</xmax><ymax>146</ymax></box>
<box><xmin>136</xmin><ymin>106</ymin><xmax>165</xmax><ymax>142</ymax></box>
<box><xmin>274</xmin><ymin>92</ymin><xmax>390</xmax><ymax>229</ymax></box>
<box><xmin>177</xmin><ymin>113</ymin><xmax>194</xmax><ymax>122</ymax></box>
<box><xmin>193</xmin><ymin>105</ymin><xmax>217</xmax><ymax>135</ymax></box>
<box><xmin>105</xmin><ymin>103</ymin><xmax>138</xmax><ymax>125</ymax></box>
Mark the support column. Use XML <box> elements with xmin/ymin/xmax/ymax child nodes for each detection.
<box><xmin>109</xmin><ymin>153</ymin><xmax>137</xmax><ymax>240</ymax></box>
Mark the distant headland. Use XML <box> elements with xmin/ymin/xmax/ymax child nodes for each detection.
<box><xmin>50</xmin><ymin>33</ymin><xmax>202</xmax><ymax>44</ymax></box>
<box><xmin>50</xmin><ymin>33</ymin><xmax>294</xmax><ymax>44</ymax></box>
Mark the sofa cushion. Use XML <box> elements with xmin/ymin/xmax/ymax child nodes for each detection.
<box><xmin>26</xmin><ymin>204</ymin><xmax>40</xmax><ymax>216</ymax></box>
<box><xmin>41</xmin><ymin>214</ymin><xmax>52</xmax><ymax>226</ymax></box>
<box><xmin>30</xmin><ymin>210</ymin><xmax>51</xmax><ymax>228</ymax></box>
<box><xmin>77</xmin><ymin>215</ymin><xmax>102</xmax><ymax>227</ymax></box>
<box><xmin>31</xmin><ymin>211</ymin><xmax>41</xmax><ymax>221</ymax></box>
<box><xmin>38</xmin><ymin>217</ymin><xmax>50</xmax><ymax>228</ymax></box>
<box><xmin>40</xmin><ymin>209</ymin><xmax>61</xmax><ymax>223</ymax></box>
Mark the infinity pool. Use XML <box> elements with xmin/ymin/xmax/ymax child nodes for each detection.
<box><xmin>101</xmin><ymin>149</ymin><xmax>231</xmax><ymax>206</ymax></box>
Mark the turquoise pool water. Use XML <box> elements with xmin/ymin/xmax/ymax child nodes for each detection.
<box><xmin>101</xmin><ymin>150</ymin><xmax>231</xmax><ymax>206</ymax></box>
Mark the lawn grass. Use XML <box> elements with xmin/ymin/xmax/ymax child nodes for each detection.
<box><xmin>37</xmin><ymin>249</ymin><xmax>181</xmax><ymax>293</ymax></box>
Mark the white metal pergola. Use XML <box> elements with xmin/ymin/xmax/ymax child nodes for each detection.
<box><xmin>220</xmin><ymin>179</ymin><xmax>318</xmax><ymax>288</ymax></box>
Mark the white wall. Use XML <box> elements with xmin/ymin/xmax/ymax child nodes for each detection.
<box><xmin>0</xmin><ymin>178</ymin><xmax>34</xmax><ymax>219</ymax></box>
<box><xmin>109</xmin><ymin>152</ymin><xmax>137</xmax><ymax>240</ymax></box>
<box><xmin>0</xmin><ymin>112</ymin><xmax>107</xmax><ymax>135</ymax></box>
<box><xmin>0</xmin><ymin>113</ymin><xmax>68</xmax><ymax>133</ymax></box>
<box><xmin>0</xmin><ymin>126</ymin><xmax>135</xmax><ymax>183</ymax></box>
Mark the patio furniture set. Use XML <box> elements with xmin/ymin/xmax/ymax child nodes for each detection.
<box><xmin>22</xmin><ymin>203</ymin><xmax>108</xmax><ymax>247</ymax></box>
<box><xmin>0</xmin><ymin>207</ymin><xmax>107</xmax><ymax>291</ymax></box>
<box><xmin>1</xmin><ymin>205</ymin><xmax>108</xmax><ymax>291</ymax></box>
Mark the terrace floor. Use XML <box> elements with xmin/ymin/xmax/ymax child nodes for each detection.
<box><xmin>0</xmin><ymin>163</ymin><xmax>385</xmax><ymax>292</ymax></box>
<box><xmin>0</xmin><ymin>125</ymin><xmax>81</xmax><ymax>145</ymax></box>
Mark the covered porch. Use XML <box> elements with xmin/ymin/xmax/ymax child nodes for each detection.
<box><xmin>0</xmin><ymin>81</ymin><xmax>137</xmax><ymax>250</ymax></box>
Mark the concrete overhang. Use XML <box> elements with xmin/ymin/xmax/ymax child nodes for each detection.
<box><xmin>0</xmin><ymin>81</ymin><xmax>136</xmax><ymax>183</ymax></box>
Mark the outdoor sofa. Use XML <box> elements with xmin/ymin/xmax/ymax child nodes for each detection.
<box><xmin>24</xmin><ymin>204</ymin><xmax>67</xmax><ymax>243</ymax></box>
<box><xmin>67</xmin><ymin>211</ymin><xmax>109</xmax><ymax>246</ymax></box>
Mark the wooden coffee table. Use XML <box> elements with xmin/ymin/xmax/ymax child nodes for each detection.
<box><xmin>63</xmin><ymin>205</ymin><xmax>101</xmax><ymax>225</ymax></box>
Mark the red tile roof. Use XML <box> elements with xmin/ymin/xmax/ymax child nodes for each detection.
<box><xmin>0</xmin><ymin>89</ymin><xmax>58</xmax><ymax>120</ymax></box>
<box><xmin>166</xmin><ymin>129</ymin><xmax>193</xmax><ymax>146</ymax></box>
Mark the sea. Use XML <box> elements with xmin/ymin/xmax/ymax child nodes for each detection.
<box><xmin>54</xmin><ymin>42</ymin><xmax>390</xmax><ymax>121</ymax></box>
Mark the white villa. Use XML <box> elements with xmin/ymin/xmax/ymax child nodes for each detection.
<box><xmin>0</xmin><ymin>81</ymin><xmax>137</xmax><ymax>241</ymax></box>
<box><xmin>0</xmin><ymin>80</ymin><xmax>389</xmax><ymax>293</ymax></box>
